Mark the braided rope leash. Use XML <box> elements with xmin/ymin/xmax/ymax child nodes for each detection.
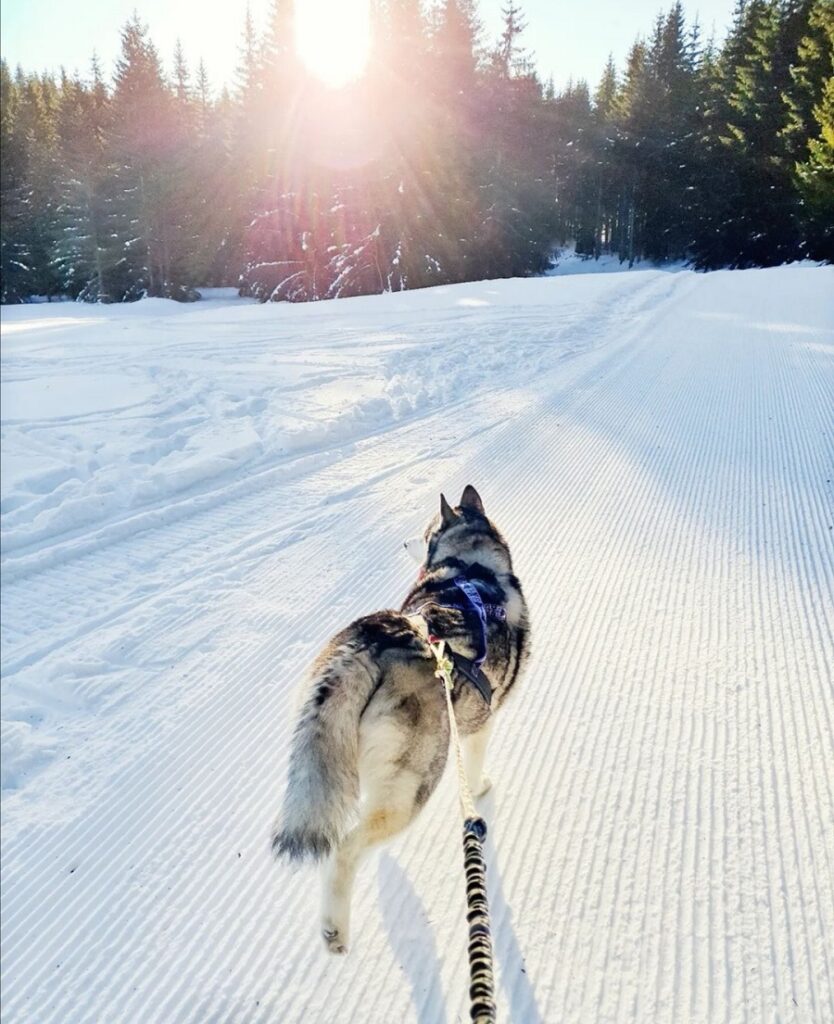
<box><xmin>428</xmin><ymin>637</ymin><xmax>497</xmax><ymax>1024</ymax></box>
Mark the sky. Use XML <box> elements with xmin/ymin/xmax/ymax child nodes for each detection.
<box><xmin>1</xmin><ymin>0</ymin><xmax>735</xmax><ymax>95</ymax></box>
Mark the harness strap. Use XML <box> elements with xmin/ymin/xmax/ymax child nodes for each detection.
<box><xmin>450</xmin><ymin>651</ymin><xmax>493</xmax><ymax>706</ymax></box>
<box><xmin>451</xmin><ymin>576</ymin><xmax>506</xmax><ymax>706</ymax></box>
<box><xmin>453</xmin><ymin>576</ymin><xmax>489</xmax><ymax>670</ymax></box>
<box><xmin>417</xmin><ymin>574</ymin><xmax>506</xmax><ymax>709</ymax></box>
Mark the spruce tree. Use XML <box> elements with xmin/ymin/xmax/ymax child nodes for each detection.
<box><xmin>173</xmin><ymin>40</ymin><xmax>191</xmax><ymax>105</ymax></box>
<box><xmin>0</xmin><ymin>60</ymin><xmax>31</xmax><ymax>301</ymax></box>
<box><xmin>591</xmin><ymin>56</ymin><xmax>619</xmax><ymax>256</ymax></box>
<box><xmin>110</xmin><ymin>15</ymin><xmax>196</xmax><ymax>298</ymax></box>
<box><xmin>5</xmin><ymin>71</ymin><xmax>63</xmax><ymax>298</ymax></box>
<box><xmin>614</xmin><ymin>40</ymin><xmax>651</xmax><ymax>263</ymax></box>
<box><xmin>718</xmin><ymin>0</ymin><xmax>800</xmax><ymax>264</ymax></box>
<box><xmin>478</xmin><ymin>3</ymin><xmax>553</xmax><ymax>276</ymax></box>
<box><xmin>785</xmin><ymin>0</ymin><xmax>834</xmax><ymax>258</ymax></box>
<box><xmin>51</xmin><ymin>61</ymin><xmax>120</xmax><ymax>300</ymax></box>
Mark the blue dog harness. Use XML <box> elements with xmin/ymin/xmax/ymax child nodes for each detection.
<box><xmin>429</xmin><ymin>576</ymin><xmax>506</xmax><ymax>707</ymax></box>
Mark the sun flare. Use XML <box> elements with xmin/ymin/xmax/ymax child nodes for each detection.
<box><xmin>295</xmin><ymin>0</ymin><xmax>371</xmax><ymax>89</ymax></box>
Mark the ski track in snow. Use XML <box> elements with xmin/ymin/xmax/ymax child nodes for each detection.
<box><xmin>1</xmin><ymin>266</ymin><xmax>833</xmax><ymax>1023</ymax></box>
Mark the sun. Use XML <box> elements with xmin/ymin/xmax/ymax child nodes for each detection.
<box><xmin>295</xmin><ymin>0</ymin><xmax>371</xmax><ymax>89</ymax></box>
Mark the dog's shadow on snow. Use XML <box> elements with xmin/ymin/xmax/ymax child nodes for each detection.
<box><xmin>378</xmin><ymin>793</ymin><xmax>544</xmax><ymax>1024</ymax></box>
<box><xmin>379</xmin><ymin>854</ymin><xmax>448</xmax><ymax>1024</ymax></box>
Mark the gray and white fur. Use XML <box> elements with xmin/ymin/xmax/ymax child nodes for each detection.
<box><xmin>271</xmin><ymin>485</ymin><xmax>530</xmax><ymax>954</ymax></box>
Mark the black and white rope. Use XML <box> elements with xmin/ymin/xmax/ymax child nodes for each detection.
<box><xmin>429</xmin><ymin>639</ymin><xmax>497</xmax><ymax>1023</ymax></box>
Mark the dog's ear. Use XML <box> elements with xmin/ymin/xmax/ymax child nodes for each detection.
<box><xmin>440</xmin><ymin>493</ymin><xmax>457</xmax><ymax>526</ymax></box>
<box><xmin>459</xmin><ymin>485</ymin><xmax>484</xmax><ymax>514</ymax></box>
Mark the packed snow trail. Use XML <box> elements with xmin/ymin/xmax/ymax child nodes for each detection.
<box><xmin>1</xmin><ymin>266</ymin><xmax>832</xmax><ymax>1023</ymax></box>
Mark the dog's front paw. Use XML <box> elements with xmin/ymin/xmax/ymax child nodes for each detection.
<box><xmin>473</xmin><ymin>775</ymin><xmax>493</xmax><ymax>798</ymax></box>
<box><xmin>322</xmin><ymin>925</ymin><xmax>349</xmax><ymax>955</ymax></box>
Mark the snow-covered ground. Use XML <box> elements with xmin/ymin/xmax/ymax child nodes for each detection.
<box><xmin>1</xmin><ymin>266</ymin><xmax>833</xmax><ymax>1022</ymax></box>
<box><xmin>546</xmin><ymin>246</ymin><xmax>688</xmax><ymax>276</ymax></box>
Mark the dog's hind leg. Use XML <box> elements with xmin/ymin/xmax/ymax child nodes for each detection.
<box><xmin>462</xmin><ymin>717</ymin><xmax>493</xmax><ymax>798</ymax></box>
<box><xmin>321</xmin><ymin>795</ymin><xmax>418</xmax><ymax>954</ymax></box>
<box><xmin>320</xmin><ymin>673</ymin><xmax>448</xmax><ymax>954</ymax></box>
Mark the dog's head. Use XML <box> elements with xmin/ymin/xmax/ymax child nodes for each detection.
<box><xmin>404</xmin><ymin>485</ymin><xmax>512</xmax><ymax>578</ymax></box>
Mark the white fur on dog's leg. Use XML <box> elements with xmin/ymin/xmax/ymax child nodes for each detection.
<box><xmin>319</xmin><ymin>801</ymin><xmax>417</xmax><ymax>955</ymax></box>
<box><xmin>463</xmin><ymin>719</ymin><xmax>493</xmax><ymax>800</ymax></box>
<box><xmin>321</xmin><ymin>855</ymin><xmax>353</xmax><ymax>955</ymax></box>
<box><xmin>464</xmin><ymin>729</ymin><xmax>492</xmax><ymax>796</ymax></box>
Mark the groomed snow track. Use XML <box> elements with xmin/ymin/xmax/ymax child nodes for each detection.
<box><xmin>1</xmin><ymin>266</ymin><xmax>833</xmax><ymax>1023</ymax></box>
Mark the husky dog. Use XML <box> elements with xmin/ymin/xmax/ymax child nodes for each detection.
<box><xmin>271</xmin><ymin>485</ymin><xmax>530</xmax><ymax>954</ymax></box>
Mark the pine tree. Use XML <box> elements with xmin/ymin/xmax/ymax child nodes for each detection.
<box><xmin>110</xmin><ymin>14</ymin><xmax>197</xmax><ymax>298</ymax></box>
<box><xmin>435</xmin><ymin>0</ymin><xmax>480</xmax><ymax>101</ymax></box>
<box><xmin>791</xmin><ymin>0</ymin><xmax>834</xmax><ymax>257</ymax></box>
<box><xmin>717</xmin><ymin>0</ymin><xmax>803</xmax><ymax>264</ymax></box>
<box><xmin>782</xmin><ymin>0</ymin><xmax>831</xmax><ymax>156</ymax></box>
<box><xmin>372</xmin><ymin>0</ymin><xmax>439</xmax><ymax>291</ymax></box>
<box><xmin>51</xmin><ymin>61</ymin><xmax>120</xmax><ymax>300</ymax></box>
<box><xmin>590</xmin><ymin>56</ymin><xmax>619</xmax><ymax>256</ymax></box>
<box><xmin>595</xmin><ymin>55</ymin><xmax>618</xmax><ymax>117</ymax></box>
<box><xmin>173</xmin><ymin>39</ymin><xmax>191</xmax><ymax>104</ymax></box>
<box><xmin>196</xmin><ymin>59</ymin><xmax>211</xmax><ymax>114</ymax></box>
<box><xmin>0</xmin><ymin>60</ymin><xmax>31</xmax><ymax>301</ymax></box>
<box><xmin>477</xmin><ymin>3</ymin><xmax>553</xmax><ymax>276</ymax></box>
<box><xmin>10</xmin><ymin>71</ymin><xmax>63</xmax><ymax>297</ymax></box>
<box><xmin>429</xmin><ymin>0</ymin><xmax>482</xmax><ymax>278</ymax></box>
<box><xmin>613</xmin><ymin>40</ymin><xmax>651</xmax><ymax>263</ymax></box>
<box><xmin>259</xmin><ymin>0</ymin><xmax>299</xmax><ymax>180</ymax></box>
<box><xmin>495</xmin><ymin>2</ymin><xmax>529</xmax><ymax>77</ymax></box>
<box><xmin>640</xmin><ymin>2</ymin><xmax>703</xmax><ymax>260</ymax></box>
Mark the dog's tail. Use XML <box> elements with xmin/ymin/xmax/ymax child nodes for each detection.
<box><xmin>271</xmin><ymin>644</ymin><xmax>378</xmax><ymax>862</ymax></box>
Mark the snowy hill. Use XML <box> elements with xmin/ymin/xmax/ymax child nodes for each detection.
<box><xmin>1</xmin><ymin>266</ymin><xmax>833</xmax><ymax>1022</ymax></box>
